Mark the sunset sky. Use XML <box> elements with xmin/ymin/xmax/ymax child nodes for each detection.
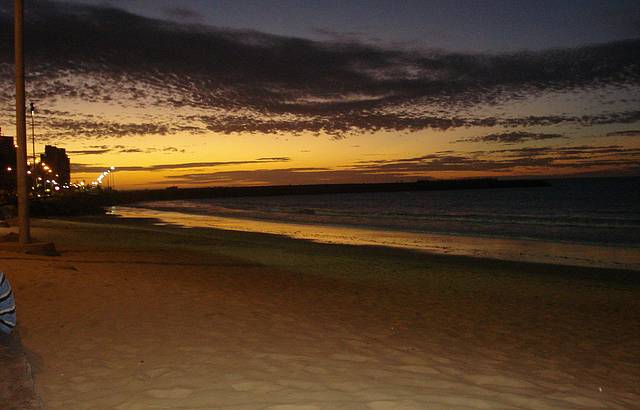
<box><xmin>1</xmin><ymin>0</ymin><xmax>639</xmax><ymax>189</ymax></box>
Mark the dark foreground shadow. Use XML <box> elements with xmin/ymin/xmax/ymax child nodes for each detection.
<box><xmin>0</xmin><ymin>329</ymin><xmax>42</xmax><ymax>409</ymax></box>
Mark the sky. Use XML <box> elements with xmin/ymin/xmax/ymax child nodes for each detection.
<box><xmin>0</xmin><ymin>0</ymin><xmax>639</xmax><ymax>189</ymax></box>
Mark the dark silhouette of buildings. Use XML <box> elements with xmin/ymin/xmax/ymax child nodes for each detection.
<box><xmin>0</xmin><ymin>136</ymin><xmax>17</xmax><ymax>170</ymax></box>
<box><xmin>0</xmin><ymin>134</ymin><xmax>73</xmax><ymax>200</ymax></box>
<box><xmin>0</xmin><ymin>136</ymin><xmax>17</xmax><ymax>198</ymax></box>
<box><xmin>40</xmin><ymin>145</ymin><xmax>70</xmax><ymax>185</ymax></box>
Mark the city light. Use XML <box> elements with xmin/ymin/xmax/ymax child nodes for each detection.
<box><xmin>93</xmin><ymin>166</ymin><xmax>116</xmax><ymax>189</ymax></box>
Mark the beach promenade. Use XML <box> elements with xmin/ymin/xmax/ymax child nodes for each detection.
<box><xmin>1</xmin><ymin>217</ymin><xmax>638</xmax><ymax>409</ymax></box>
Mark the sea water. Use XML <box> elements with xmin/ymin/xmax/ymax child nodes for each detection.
<box><xmin>112</xmin><ymin>177</ymin><xmax>640</xmax><ymax>270</ymax></box>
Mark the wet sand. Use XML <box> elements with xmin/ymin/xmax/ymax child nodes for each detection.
<box><xmin>2</xmin><ymin>217</ymin><xmax>639</xmax><ymax>409</ymax></box>
<box><xmin>112</xmin><ymin>206</ymin><xmax>640</xmax><ymax>271</ymax></box>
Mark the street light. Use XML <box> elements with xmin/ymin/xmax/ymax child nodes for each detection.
<box><xmin>110</xmin><ymin>166</ymin><xmax>116</xmax><ymax>189</ymax></box>
<box><xmin>30</xmin><ymin>101</ymin><xmax>35</xmax><ymax>167</ymax></box>
<box><xmin>94</xmin><ymin>166</ymin><xmax>116</xmax><ymax>190</ymax></box>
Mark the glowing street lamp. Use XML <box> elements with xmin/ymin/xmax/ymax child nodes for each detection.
<box><xmin>110</xmin><ymin>166</ymin><xmax>116</xmax><ymax>189</ymax></box>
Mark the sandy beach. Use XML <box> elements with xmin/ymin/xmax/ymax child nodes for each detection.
<box><xmin>2</xmin><ymin>217</ymin><xmax>639</xmax><ymax>409</ymax></box>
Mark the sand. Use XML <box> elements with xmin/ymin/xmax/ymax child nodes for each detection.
<box><xmin>1</xmin><ymin>217</ymin><xmax>639</xmax><ymax>409</ymax></box>
<box><xmin>0</xmin><ymin>331</ymin><xmax>40</xmax><ymax>409</ymax></box>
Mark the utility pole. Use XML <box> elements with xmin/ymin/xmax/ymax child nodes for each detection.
<box><xmin>30</xmin><ymin>101</ymin><xmax>35</xmax><ymax>167</ymax></box>
<box><xmin>15</xmin><ymin>0</ymin><xmax>30</xmax><ymax>244</ymax></box>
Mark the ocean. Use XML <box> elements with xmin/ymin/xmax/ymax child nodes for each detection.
<box><xmin>111</xmin><ymin>177</ymin><xmax>640</xmax><ymax>270</ymax></box>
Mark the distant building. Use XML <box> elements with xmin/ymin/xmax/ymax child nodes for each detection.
<box><xmin>0</xmin><ymin>136</ymin><xmax>17</xmax><ymax>171</ymax></box>
<box><xmin>0</xmin><ymin>136</ymin><xmax>17</xmax><ymax>197</ymax></box>
<box><xmin>40</xmin><ymin>145</ymin><xmax>70</xmax><ymax>185</ymax></box>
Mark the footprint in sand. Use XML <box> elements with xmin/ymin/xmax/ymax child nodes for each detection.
<box><xmin>330</xmin><ymin>353</ymin><xmax>376</xmax><ymax>362</ymax></box>
<box><xmin>344</xmin><ymin>338</ymin><xmax>370</xmax><ymax>348</ymax></box>
<box><xmin>466</xmin><ymin>374</ymin><xmax>535</xmax><ymax>388</ymax></box>
<box><xmin>363</xmin><ymin>368</ymin><xmax>397</xmax><ymax>378</ymax></box>
<box><xmin>144</xmin><ymin>367</ymin><xmax>173</xmax><ymax>378</ymax></box>
<box><xmin>70</xmin><ymin>375</ymin><xmax>88</xmax><ymax>383</ymax></box>
<box><xmin>231</xmin><ymin>380</ymin><xmax>283</xmax><ymax>394</ymax></box>
<box><xmin>393</xmin><ymin>365</ymin><xmax>440</xmax><ymax>375</ymax></box>
<box><xmin>327</xmin><ymin>381</ymin><xmax>369</xmax><ymax>392</ymax></box>
<box><xmin>368</xmin><ymin>400</ymin><xmax>425</xmax><ymax>410</ymax></box>
<box><xmin>304</xmin><ymin>365</ymin><xmax>330</xmax><ymax>375</ymax></box>
<box><xmin>77</xmin><ymin>342</ymin><xmax>95</xmax><ymax>351</ymax></box>
<box><xmin>146</xmin><ymin>387</ymin><xmax>193</xmax><ymax>399</ymax></box>
<box><xmin>111</xmin><ymin>344</ymin><xmax>140</xmax><ymax>354</ymax></box>
<box><xmin>258</xmin><ymin>353</ymin><xmax>310</xmax><ymax>362</ymax></box>
<box><xmin>85</xmin><ymin>367</ymin><xmax>113</xmax><ymax>377</ymax></box>
<box><xmin>71</xmin><ymin>382</ymin><xmax>98</xmax><ymax>393</ymax></box>
<box><xmin>277</xmin><ymin>379</ymin><xmax>322</xmax><ymax>390</ymax></box>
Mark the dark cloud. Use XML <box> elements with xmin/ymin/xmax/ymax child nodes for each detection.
<box><xmin>71</xmin><ymin>157</ymin><xmax>290</xmax><ymax>173</ymax></box>
<box><xmin>455</xmin><ymin>131</ymin><xmax>565</xmax><ymax>144</ymax></box>
<box><xmin>312</xmin><ymin>28</ymin><xmax>378</xmax><ymax>45</ymax></box>
<box><xmin>186</xmin><ymin>110</ymin><xmax>640</xmax><ymax>139</ymax></box>
<box><xmin>156</xmin><ymin>144</ymin><xmax>640</xmax><ymax>185</ymax></box>
<box><xmin>39</xmin><ymin>118</ymin><xmax>171</xmax><ymax>139</ymax></box>
<box><xmin>161</xmin><ymin>167</ymin><xmax>400</xmax><ymax>186</ymax></box>
<box><xmin>496</xmin><ymin>111</ymin><xmax>640</xmax><ymax>128</ymax></box>
<box><xmin>67</xmin><ymin>145</ymin><xmax>187</xmax><ymax>156</ymax></box>
<box><xmin>606</xmin><ymin>129</ymin><xmax>640</xmax><ymax>137</ymax></box>
<box><xmin>71</xmin><ymin>164</ymin><xmax>146</xmax><ymax>173</ymax></box>
<box><xmin>117</xmin><ymin>146</ymin><xmax>182</xmax><ymax>154</ymax></box>
<box><xmin>118</xmin><ymin>148</ymin><xmax>144</xmax><ymax>153</ymax></box>
<box><xmin>163</xmin><ymin>7</ymin><xmax>202</xmax><ymax>22</ymax></box>
<box><xmin>255</xmin><ymin>157</ymin><xmax>291</xmax><ymax>161</ymax></box>
<box><xmin>148</xmin><ymin>158</ymin><xmax>290</xmax><ymax>171</ymax></box>
<box><xmin>0</xmin><ymin>1</ymin><xmax>639</xmax><ymax>138</ymax></box>
<box><xmin>484</xmin><ymin>145</ymin><xmax>640</xmax><ymax>158</ymax></box>
<box><xmin>353</xmin><ymin>145</ymin><xmax>640</xmax><ymax>174</ymax></box>
<box><xmin>67</xmin><ymin>148</ymin><xmax>112</xmax><ymax>155</ymax></box>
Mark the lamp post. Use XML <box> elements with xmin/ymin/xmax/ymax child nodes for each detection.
<box><xmin>14</xmin><ymin>0</ymin><xmax>30</xmax><ymax>244</ymax></box>
<box><xmin>30</xmin><ymin>101</ymin><xmax>35</xmax><ymax>167</ymax></box>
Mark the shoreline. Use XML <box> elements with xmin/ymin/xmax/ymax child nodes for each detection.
<box><xmin>2</xmin><ymin>217</ymin><xmax>639</xmax><ymax>408</ymax></box>
<box><xmin>58</xmin><ymin>215</ymin><xmax>640</xmax><ymax>287</ymax></box>
<box><xmin>110</xmin><ymin>205</ymin><xmax>640</xmax><ymax>272</ymax></box>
